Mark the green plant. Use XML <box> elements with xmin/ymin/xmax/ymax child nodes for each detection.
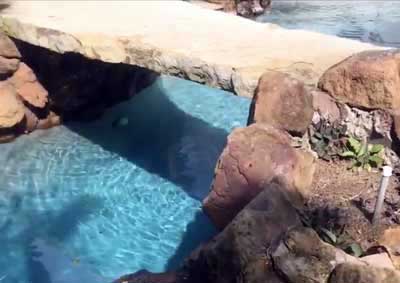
<box><xmin>318</xmin><ymin>227</ymin><xmax>363</xmax><ymax>257</ymax></box>
<box><xmin>310</xmin><ymin>119</ymin><xmax>347</xmax><ymax>161</ymax></box>
<box><xmin>340</xmin><ymin>137</ymin><xmax>385</xmax><ymax>171</ymax></box>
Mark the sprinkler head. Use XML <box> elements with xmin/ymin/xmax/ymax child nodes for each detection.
<box><xmin>383</xmin><ymin>166</ymin><xmax>393</xmax><ymax>177</ymax></box>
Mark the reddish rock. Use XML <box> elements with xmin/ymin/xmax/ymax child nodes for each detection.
<box><xmin>379</xmin><ymin>227</ymin><xmax>400</xmax><ymax>270</ymax></box>
<box><xmin>37</xmin><ymin>111</ymin><xmax>61</xmax><ymax>130</ymax></box>
<box><xmin>0</xmin><ymin>133</ymin><xmax>16</xmax><ymax>143</ymax></box>
<box><xmin>0</xmin><ymin>81</ymin><xmax>25</xmax><ymax>129</ymax></box>
<box><xmin>0</xmin><ymin>33</ymin><xmax>21</xmax><ymax>59</ymax></box>
<box><xmin>185</xmin><ymin>181</ymin><xmax>299</xmax><ymax>283</ymax></box>
<box><xmin>393</xmin><ymin>115</ymin><xmax>400</xmax><ymax>143</ymax></box>
<box><xmin>9</xmin><ymin>62</ymin><xmax>48</xmax><ymax>109</ymax></box>
<box><xmin>203</xmin><ymin>123</ymin><xmax>315</xmax><ymax>229</ymax></box>
<box><xmin>311</xmin><ymin>90</ymin><xmax>341</xmax><ymax>123</ymax></box>
<box><xmin>361</xmin><ymin>253</ymin><xmax>395</xmax><ymax>270</ymax></box>
<box><xmin>23</xmin><ymin>106</ymin><xmax>39</xmax><ymax>133</ymax></box>
<box><xmin>318</xmin><ymin>49</ymin><xmax>400</xmax><ymax>111</ymax></box>
<box><xmin>0</xmin><ymin>56</ymin><xmax>19</xmax><ymax>77</ymax></box>
<box><xmin>248</xmin><ymin>71</ymin><xmax>314</xmax><ymax>136</ymax></box>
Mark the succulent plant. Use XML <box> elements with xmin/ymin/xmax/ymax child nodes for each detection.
<box><xmin>340</xmin><ymin>137</ymin><xmax>385</xmax><ymax>171</ymax></box>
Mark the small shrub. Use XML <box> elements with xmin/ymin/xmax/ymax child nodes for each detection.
<box><xmin>340</xmin><ymin>137</ymin><xmax>385</xmax><ymax>171</ymax></box>
<box><xmin>310</xmin><ymin>119</ymin><xmax>347</xmax><ymax>161</ymax></box>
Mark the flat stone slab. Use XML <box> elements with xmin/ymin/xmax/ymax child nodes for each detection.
<box><xmin>0</xmin><ymin>1</ymin><xmax>383</xmax><ymax>97</ymax></box>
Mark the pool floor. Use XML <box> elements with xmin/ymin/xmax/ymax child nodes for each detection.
<box><xmin>0</xmin><ymin>76</ymin><xmax>250</xmax><ymax>283</ymax></box>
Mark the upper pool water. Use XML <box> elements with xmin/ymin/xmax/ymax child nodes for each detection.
<box><xmin>0</xmin><ymin>76</ymin><xmax>250</xmax><ymax>283</ymax></box>
<box><xmin>257</xmin><ymin>1</ymin><xmax>400</xmax><ymax>47</ymax></box>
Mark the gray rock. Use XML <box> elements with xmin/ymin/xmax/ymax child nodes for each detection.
<box><xmin>329</xmin><ymin>263</ymin><xmax>400</xmax><ymax>283</ymax></box>
<box><xmin>271</xmin><ymin>227</ymin><xmax>364</xmax><ymax>283</ymax></box>
<box><xmin>186</xmin><ymin>180</ymin><xmax>301</xmax><ymax>283</ymax></box>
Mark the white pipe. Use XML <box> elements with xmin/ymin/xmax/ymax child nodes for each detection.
<box><xmin>372</xmin><ymin>166</ymin><xmax>392</xmax><ymax>225</ymax></box>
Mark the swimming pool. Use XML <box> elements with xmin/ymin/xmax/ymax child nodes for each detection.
<box><xmin>0</xmin><ymin>76</ymin><xmax>250</xmax><ymax>283</ymax></box>
<box><xmin>257</xmin><ymin>1</ymin><xmax>400</xmax><ymax>47</ymax></box>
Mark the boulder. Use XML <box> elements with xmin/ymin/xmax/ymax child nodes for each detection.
<box><xmin>329</xmin><ymin>263</ymin><xmax>400</xmax><ymax>283</ymax></box>
<box><xmin>318</xmin><ymin>49</ymin><xmax>400</xmax><ymax>111</ymax></box>
<box><xmin>311</xmin><ymin>90</ymin><xmax>341</xmax><ymax>124</ymax></box>
<box><xmin>113</xmin><ymin>270</ymin><xmax>178</xmax><ymax>283</ymax></box>
<box><xmin>360</xmin><ymin>253</ymin><xmax>395</xmax><ymax>270</ymax></box>
<box><xmin>0</xmin><ymin>81</ymin><xmax>25</xmax><ymax>129</ymax></box>
<box><xmin>9</xmin><ymin>62</ymin><xmax>48</xmax><ymax>109</ymax></box>
<box><xmin>393</xmin><ymin>115</ymin><xmax>400</xmax><ymax>143</ymax></box>
<box><xmin>184</xmin><ymin>180</ymin><xmax>300</xmax><ymax>283</ymax></box>
<box><xmin>37</xmin><ymin>111</ymin><xmax>61</xmax><ymax>130</ymax></box>
<box><xmin>248</xmin><ymin>71</ymin><xmax>314</xmax><ymax>136</ymax></box>
<box><xmin>379</xmin><ymin>227</ymin><xmax>400</xmax><ymax>270</ymax></box>
<box><xmin>0</xmin><ymin>56</ymin><xmax>20</xmax><ymax>77</ymax></box>
<box><xmin>0</xmin><ymin>33</ymin><xmax>21</xmax><ymax>59</ymax></box>
<box><xmin>236</xmin><ymin>0</ymin><xmax>271</xmax><ymax>17</ymax></box>
<box><xmin>271</xmin><ymin>227</ymin><xmax>364</xmax><ymax>283</ymax></box>
<box><xmin>23</xmin><ymin>106</ymin><xmax>39</xmax><ymax>133</ymax></box>
<box><xmin>203</xmin><ymin>123</ymin><xmax>315</xmax><ymax>229</ymax></box>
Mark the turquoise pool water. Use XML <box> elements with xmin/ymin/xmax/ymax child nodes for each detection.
<box><xmin>258</xmin><ymin>1</ymin><xmax>400</xmax><ymax>47</ymax></box>
<box><xmin>0</xmin><ymin>76</ymin><xmax>251</xmax><ymax>283</ymax></box>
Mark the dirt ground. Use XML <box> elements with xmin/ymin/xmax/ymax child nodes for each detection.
<box><xmin>307</xmin><ymin>159</ymin><xmax>400</xmax><ymax>250</ymax></box>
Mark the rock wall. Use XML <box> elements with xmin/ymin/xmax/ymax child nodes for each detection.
<box><xmin>0</xmin><ymin>33</ymin><xmax>55</xmax><ymax>142</ymax></box>
<box><xmin>0</xmin><ymin>34</ymin><xmax>158</xmax><ymax>143</ymax></box>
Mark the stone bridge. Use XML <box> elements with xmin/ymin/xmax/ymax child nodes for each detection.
<box><xmin>0</xmin><ymin>0</ymin><xmax>381</xmax><ymax>97</ymax></box>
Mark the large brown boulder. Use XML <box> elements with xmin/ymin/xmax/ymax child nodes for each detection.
<box><xmin>203</xmin><ymin>124</ymin><xmax>315</xmax><ymax>229</ymax></box>
<box><xmin>0</xmin><ymin>81</ymin><xmax>25</xmax><ymax>129</ymax></box>
<box><xmin>184</xmin><ymin>180</ymin><xmax>300</xmax><ymax>283</ymax></box>
<box><xmin>318</xmin><ymin>49</ymin><xmax>400</xmax><ymax>111</ymax></box>
<box><xmin>271</xmin><ymin>227</ymin><xmax>364</xmax><ymax>283</ymax></box>
<box><xmin>9</xmin><ymin>62</ymin><xmax>48</xmax><ymax>109</ymax></box>
<box><xmin>248</xmin><ymin>71</ymin><xmax>314</xmax><ymax>136</ymax></box>
<box><xmin>379</xmin><ymin>227</ymin><xmax>400</xmax><ymax>270</ymax></box>
<box><xmin>329</xmin><ymin>263</ymin><xmax>400</xmax><ymax>283</ymax></box>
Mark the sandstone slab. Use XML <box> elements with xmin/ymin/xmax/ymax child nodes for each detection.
<box><xmin>0</xmin><ymin>81</ymin><xmax>24</xmax><ymax>129</ymax></box>
<box><xmin>9</xmin><ymin>62</ymin><xmax>48</xmax><ymax>108</ymax></box>
<box><xmin>0</xmin><ymin>1</ymin><xmax>383</xmax><ymax>97</ymax></box>
<box><xmin>319</xmin><ymin>49</ymin><xmax>400</xmax><ymax>111</ymax></box>
<box><xmin>203</xmin><ymin>124</ymin><xmax>315</xmax><ymax>229</ymax></box>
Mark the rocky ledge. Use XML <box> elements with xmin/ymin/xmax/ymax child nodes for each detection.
<box><xmin>0</xmin><ymin>1</ymin><xmax>383</xmax><ymax>97</ymax></box>
<box><xmin>0</xmin><ymin>34</ymin><xmax>157</xmax><ymax>142</ymax></box>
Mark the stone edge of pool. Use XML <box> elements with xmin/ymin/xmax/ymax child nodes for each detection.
<box><xmin>0</xmin><ymin>1</ymin><xmax>387</xmax><ymax>98</ymax></box>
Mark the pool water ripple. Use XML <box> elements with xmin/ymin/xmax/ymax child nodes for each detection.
<box><xmin>0</xmin><ymin>76</ymin><xmax>250</xmax><ymax>283</ymax></box>
<box><xmin>258</xmin><ymin>1</ymin><xmax>400</xmax><ymax>47</ymax></box>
